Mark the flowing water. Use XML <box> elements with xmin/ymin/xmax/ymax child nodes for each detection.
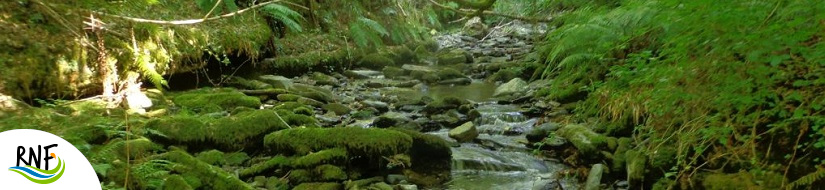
<box><xmin>425</xmin><ymin>101</ymin><xmax>578</xmax><ymax>190</ymax></box>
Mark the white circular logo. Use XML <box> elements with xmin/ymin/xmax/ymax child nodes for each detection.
<box><xmin>0</xmin><ymin>129</ymin><xmax>101</xmax><ymax>189</ymax></box>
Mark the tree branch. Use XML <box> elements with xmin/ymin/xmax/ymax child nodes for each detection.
<box><xmin>428</xmin><ymin>0</ymin><xmax>552</xmax><ymax>23</ymax></box>
<box><xmin>92</xmin><ymin>0</ymin><xmax>284</xmax><ymax>25</ymax></box>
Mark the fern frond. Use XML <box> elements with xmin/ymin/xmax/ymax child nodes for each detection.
<box><xmin>789</xmin><ymin>168</ymin><xmax>825</xmax><ymax>189</ymax></box>
<box><xmin>262</xmin><ymin>4</ymin><xmax>305</xmax><ymax>32</ymax></box>
<box><xmin>358</xmin><ymin>17</ymin><xmax>389</xmax><ymax>37</ymax></box>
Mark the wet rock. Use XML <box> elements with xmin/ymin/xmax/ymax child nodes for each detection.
<box><xmin>399</xmin><ymin>184</ymin><xmax>419</xmax><ymax>190</ymax></box>
<box><xmin>556</xmin><ymin>124</ymin><xmax>607</xmax><ymax>158</ymax></box>
<box><xmin>396</xmin><ymin>80</ymin><xmax>421</xmax><ymax>88</ymax></box>
<box><xmin>402</xmin><ymin>64</ymin><xmax>435</xmax><ymax>73</ymax></box>
<box><xmin>493</xmin><ymin>78</ymin><xmax>528</xmax><ymax>97</ymax></box>
<box><xmin>373</xmin><ymin>112</ymin><xmax>412</xmax><ymax>128</ymax></box>
<box><xmin>344</xmin><ymin>70</ymin><xmax>382</xmax><ymax>79</ymax></box>
<box><xmin>449</xmin><ymin>122</ymin><xmax>478</xmax><ymax>142</ymax></box>
<box><xmin>430</xmin><ymin>113</ymin><xmax>461</xmax><ymax>127</ymax></box>
<box><xmin>585</xmin><ymin>164</ymin><xmax>606</xmax><ymax>190</ymax></box>
<box><xmin>532</xmin><ymin>179</ymin><xmax>558</xmax><ymax>190</ymax></box>
<box><xmin>362</xmin><ymin>100</ymin><xmax>389</xmax><ymax>112</ymax></box>
<box><xmin>322</xmin><ymin>103</ymin><xmax>352</xmax><ymax>115</ymax></box>
<box><xmin>423</xmin><ymin>97</ymin><xmax>468</xmax><ymax>114</ymax></box>
<box><xmin>526</xmin><ymin>122</ymin><xmax>561</xmax><ymax>143</ymax></box>
<box><xmin>316</xmin><ymin>114</ymin><xmax>341</xmax><ymax>124</ymax></box>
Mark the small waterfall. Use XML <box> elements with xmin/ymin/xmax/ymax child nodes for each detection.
<box><xmin>474</xmin><ymin>104</ymin><xmax>536</xmax><ymax>135</ymax></box>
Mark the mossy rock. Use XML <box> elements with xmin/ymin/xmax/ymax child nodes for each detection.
<box><xmin>264</xmin><ymin>127</ymin><xmax>413</xmax><ymax>157</ymax></box>
<box><xmin>229</xmin><ymin>77</ymin><xmax>273</xmax><ymax>90</ymax></box>
<box><xmin>652</xmin><ymin>177</ymin><xmax>675</xmax><ymax>190</ymax></box>
<box><xmin>322</xmin><ymin>103</ymin><xmax>352</xmax><ymax>115</ymax></box>
<box><xmin>289</xmin><ymin>84</ymin><xmax>333</xmax><ymax>103</ymax></box>
<box><xmin>359</xmin><ymin>53</ymin><xmax>396</xmax><ymax>69</ymax></box>
<box><xmin>437</xmin><ymin>49</ymin><xmax>471</xmax><ymax>65</ymax></box>
<box><xmin>224</xmin><ymin>152</ymin><xmax>250</xmax><ymax>166</ymax></box>
<box><xmin>650</xmin><ymin>144</ymin><xmax>677</xmax><ymax>170</ymax></box>
<box><xmin>173</xmin><ymin>88</ymin><xmax>261</xmax><ymax>112</ymax></box>
<box><xmin>162</xmin><ymin>174</ymin><xmax>193</xmax><ymax>190</ymax></box>
<box><xmin>410</xmin><ymin>70</ymin><xmax>441</xmax><ymax>83</ymax></box>
<box><xmin>289</xmin><ymin>169</ymin><xmax>314</xmax><ymax>183</ymax></box>
<box><xmin>311</xmin><ymin>72</ymin><xmax>339</xmax><ymax>86</ymax></box>
<box><xmin>145</xmin><ymin>115</ymin><xmax>210</xmax><ymax>144</ymax></box>
<box><xmin>196</xmin><ymin>149</ymin><xmax>226</xmax><ymax>165</ymax></box>
<box><xmin>292</xmin><ymin>148</ymin><xmax>348</xmax><ymax>168</ymax></box>
<box><xmin>210</xmin><ymin>110</ymin><xmax>289</xmax><ymax>151</ymax></box>
<box><xmin>239</xmin><ymin>156</ymin><xmax>291</xmax><ymax>178</ymax></box>
<box><xmin>275</xmin><ymin>101</ymin><xmax>312</xmax><ymax>111</ymax></box>
<box><xmin>382</xmin><ymin>66</ymin><xmax>407</xmax><ymax>79</ymax></box>
<box><xmin>276</xmin><ymin>109</ymin><xmax>321</xmax><ymax>127</ymax></box>
<box><xmin>625</xmin><ymin>149</ymin><xmax>646</xmax><ymax>187</ymax></box>
<box><xmin>315</xmin><ymin>164</ymin><xmax>348</xmax><ymax>181</ymax></box>
<box><xmin>389</xmin><ymin>46</ymin><xmax>417</xmax><ymax>65</ymax></box>
<box><xmin>702</xmin><ymin>172</ymin><xmax>759</xmax><ymax>190</ymax></box>
<box><xmin>297</xmin><ymin>97</ymin><xmax>324</xmax><ymax>107</ymax></box>
<box><xmin>555</xmin><ymin>124</ymin><xmax>607</xmax><ymax>158</ymax></box>
<box><xmin>486</xmin><ymin>67</ymin><xmax>521</xmax><ymax>82</ymax></box>
<box><xmin>277</xmin><ymin>94</ymin><xmax>303</xmax><ymax>101</ymax></box>
<box><xmin>611</xmin><ymin>137</ymin><xmax>632</xmax><ymax>172</ymax></box>
<box><xmin>293</xmin><ymin>182</ymin><xmax>342</xmax><ymax>190</ymax></box>
<box><xmin>390</xmin><ymin>128</ymin><xmax>452</xmax><ymax>169</ymax></box>
<box><xmin>157</xmin><ymin>150</ymin><xmax>254</xmax><ymax>189</ymax></box>
<box><xmin>437</xmin><ymin>68</ymin><xmax>467</xmax><ymax>80</ymax></box>
<box><xmin>423</xmin><ymin>96</ymin><xmax>468</xmax><ymax>114</ymax></box>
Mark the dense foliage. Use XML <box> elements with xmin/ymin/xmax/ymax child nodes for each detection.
<box><xmin>535</xmin><ymin>0</ymin><xmax>825</xmax><ymax>188</ymax></box>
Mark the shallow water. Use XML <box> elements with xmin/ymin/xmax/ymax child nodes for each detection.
<box><xmin>427</xmin><ymin>81</ymin><xmax>498</xmax><ymax>102</ymax></box>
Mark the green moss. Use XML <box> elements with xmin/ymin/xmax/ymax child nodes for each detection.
<box><xmin>437</xmin><ymin>68</ymin><xmax>466</xmax><ymax>80</ymax></box>
<box><xmin>352</xmin><ymin>110</ymin><xmax>375</xmax><ymax>119</ymax></box>
<box><xmin>289</xmin><ymin>84</ymin><xmax>333</xmax><ymax>103</ymax></box>
<box><xmin>625</xmin><ymin>149</ymin><xmax>646</xmax><ymax>187</ymax></box>
<box><xmin>264</xmin><ymin>127</ymin><xmax>413</xmax><ymax>157</ymax></box>
<box><xmin>611</xmin><ymin>137</ymin><xmax>632</xmax><ymax>172</ymax></box>
<box><xmin>277</xmin><ymin>94</ymin><xmax>303</xmax><ymax>101</ymax></box>
<box><xmin>382</xmin><ymin>66</ymin><xmax>407</xmax><ymax>79</ymax></box>
<box><xmin>390</xmin><ymin>128</ymin><xmax>451</xmax><ymax>169</ymax></box>
<box><xmin>555</xmin><ymin>124</ymin><xmax>607</xmax><ymax>158</ymax></box>
<box><xmin>145</xmin><ymin>115</ymin><xmax>209</xmax><ymax>144</ymax></box>
<box><xmin>703</xmin><ymin>172</ymin><xmax>759</xmax><ymax>190</ymax></box>
<box><xmin>172</xmin><ymin>89</ymin><xmax>261</xmax><ymax>112</ymax></box>
<box><xmin>293</xmin><ymin>106</ymin><xmax>315</xmax><ymax>116</ymax></box>
<box><xmin>61</xmin><ymin>124</ymin><xmax>107</xmax><ymax>144</ymax></box>
<box><xmin>275</xmin><ymin>102</ymin><xmax>311</xmax><ymax>111</ymax></box>
<box><xmin>229</xmin><ymin>77</ymin><xmax>272</xmax><ymax>90</ymax></box>
<box><xmin>210</xmin><ymin>110</ymin><xmax>289</xmax><ymax>150</ymax></box>
<box><xmin>322</xmin><ymin>103</ymin><xmax>352</xmax><ymax>115</ymax></box>
<box><xmin>157</xmin><ymin>150</ymin><xmax>254</xmax><ymax>189</ymax></box>
<box><xmin>359</xmin><ymin>53</ymin><xmax>396</xmax><ymax>69</ymax></box>
<box><xmin>315</xmin><ymin>164</ymin><xmax>348</xmax><ymax>181</ymax></box>
<box><xmin>239</xmin><ymin>156</ymin><xmax>291</xmax><ymax>178</ymax></box>
<box><xmin>223</xmin><ymin>152</ymin><xmax>250</xmax><ymax>166</ymax></box>
<box><xmin>487</xmin><ymin>68</ymin><xmax>521</xmax><ymax>82</ymax></box>
<box><xmin>293</xmin><ymin>182</ymin><xmax>342</xmax><ymax>190</ymax></box>
<box><xmin>292</xmin><ymin>148</ymin><xmax>348</xmax><ymax>168</ymax></box>
<box><xmin>162</xmin><ymin>174</ymin><xmax>193</xmax><ymax>190</ymax></box>
<box><xmin>423</xmin><ymin>96</ymin><xmax>467</xmax><ymax>113</ymax></box>
<box><xmin>297</xmin><ymin>97</ymin><xmax>325</xmax><ymax>107</ymax></box>
<box><xmin>652</xmin><ymin>177</ymin><xmax>675</xmax><ymax>190</ymax></box>
<box><xmin>278</xmin><ymin>110</ymin><xmax>320</xmax><ymax>128</ymax></box>
<box><xmin>437</xmin><ymin>49</ymin><xmax>469</xmax><ymax>65</ymax></box>
<box><xmin>650</xmin><ymin>145</ymin><xmax>677</xmax><ymax>170</ymax></box>
<box><xmin>345</xmin><ymin>176</ymin><xmax>385</xmax><ymax>189</ymax></box>
<box><xmin>196</xmin><ymin>150</ymin><xmax>225</xmax><ymax>165</ymax></box>
<box><xmin>289</xmin><ymin>169</ymin><xmax>314</xmax><ymax>183</ymax></box>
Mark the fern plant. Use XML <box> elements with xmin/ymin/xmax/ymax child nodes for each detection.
<box><xmin>261</xmin><ymin>4</ymin><xmax>305</xmax><ymax>33</ymax></box>
<box><xmin>196</xmin><ymin>0</ymin><xmax>239</xmax><ymax>14</ymax></box>
<box><xmin>349</xmin><ymin>16</ymin><xmax>389</xmax><ymax>50</ymax></box>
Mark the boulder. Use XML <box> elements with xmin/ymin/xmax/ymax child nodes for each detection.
<box><xmin>448</xmin><ymin>122</ymin><xmax>478</xmax><ymax>142</ymax></box>
<box><xmin>584</xmin><ymin>164</ymin><xmax>606</xmax><ymax>190</ymax></box>
<box><xmin>289</xmin><ymin>83</ymin><xmax>333</xmax><ymax>103</ymax></box>
<box><xmin>359</xmin><ymin>53</ymin><xmax>396</xmax><ymax>69</ymax></box>
<box><xmin>362</xmin><ymin>100</ymin><xmax>389</xmax><ymax>112</ymax></box>
<box><xmin>373</xmin><ymin>112</ymin><xmax>412</xmax><ymax>128</ymax></box>
<box><xmin>322</xmin><ymin>103</ymin><xmax>352</xmax><ymax>115</ymax></box>
<box><xmin>382</xmin><ymin>66</ymin><xmax>407</xmax><ymax>79</ymax></box>
<box><xmin>555</xmin><ymin>124</ymin><xmax>607</xmax><ymax>158</ymax></box>
<box><xmin>311</xmin><ymin>72</ymin><xmax>339</xmax><ymax>86</ymax></box>
<box><xmin>344</xmin><ymin>70</ymin><xmax>383</xmax><ymax>79</ymax></box>
<box><xmin>258</xmin><ymin>75</ymin><xmax>293</xmax><ymax>89</ymax></box>
<box><xmin>463</xmin><ymin>17</ymin><xmax>489</xmax><ymax>39</ymax></box>
<box><xmin>437</xmin><ymin>49</ymin><xmax>471</xmax><ymax>65</ymax></box>
<box><xmin>493</xmin><ymin>78</ymin><xmax>528</xmax><ymax>97</ymax></box>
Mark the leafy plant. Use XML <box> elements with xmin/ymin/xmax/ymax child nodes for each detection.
<box><xmin>261</xmin><ymin>3</ymin><xmax>305</xmax><ymax>33</ymax></box>
<box><xmin>349</xmin><ymin>17</ymin><xmax>389</xmax><ymax>50</ymax></box>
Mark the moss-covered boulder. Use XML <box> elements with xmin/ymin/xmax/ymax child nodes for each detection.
<box><xmin>311</xmin><ymin>72</ymin><xmax>339</xmax><ymax>86</ymax></box>
<box><xmin>315</xmin><ymin>164</ymin><xmax>348</xmax><ymax>181</ymax></box>
<box><xmin>437</xmin><ymin>49</ymin><xmax>471</xmax><ymax>65</ymax></box>
<box><xmin>556</xmin><ymin>124</ymin><xmax>607</xmax><ymax>158</ymax></box>
<box><xmin>625</xmin><ymin>149</ymin><xmax>646</xmax><ymax>187</ymax></box>
<box><xmin>359</xmin><ymin>53</ymin><xmax>396</xmax><ymax>69</ymax></box>
<box><xmin>162</xmin><ymin>174</ymin><xmax>193</xmax><ymax>190</ymax></box>
<box><xmin>277</xmin><ymin>94</ymin><xmax>303</xmax><ymax>101</ymax></box>
<box><xmin>289</xmin><ymin>84</ymin><xmax>334</xmax><ymax>103</ymax></box>
<box><xmin>145</xmin><ymin>115</ymin><xmax>210</xmax><ymax>145</ymax></box>
<box><xmin>382</xmin><ymin>66</ymin><xmax>407</xmax><ymax>79</ymax></box>
<box><xmin>293</xmin><ymin>182</ymin><xmax>342</xmax><ymax>190</ymax></box>
<box><xmin>210</xmin><ymin>110</ymin><xmax>289</xmax><ymax>151</ymax></box>
<box><xmin>322</xmin><ymin>103</ymin><xmax>352</xmax><ymax>115</ymax></box>
<box><xmin>156</xmin><ymin>150</ymin><xmax>254</xmax><ymax>189</ymax></box>
<box><xmin>258</xmin><ymin>75</ymin><xmax>293</xmax><ymax>89</ymax></box>
<box><xmin>423</xmin><ymin>96</ymin><xmax>468</xmax><ymax>114</ymax></box>
<box><xmin>172</xmin><ymin>88</ymin><xmax>261</xmax><ymax>112</ymax></box>
<box><xmin>702</xmin><ymin>172</ymin><xmax>760</xmax><ymax>190</ymax></box>
<box><xmin>229</xmin><ymin>77</ymin><xmax>272</xmax><ymax>90</ymax></box>
<box><xmin>264</xmin><ymin>127</ymin><xmax>413</xmax><ymax>156</ymax></box>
